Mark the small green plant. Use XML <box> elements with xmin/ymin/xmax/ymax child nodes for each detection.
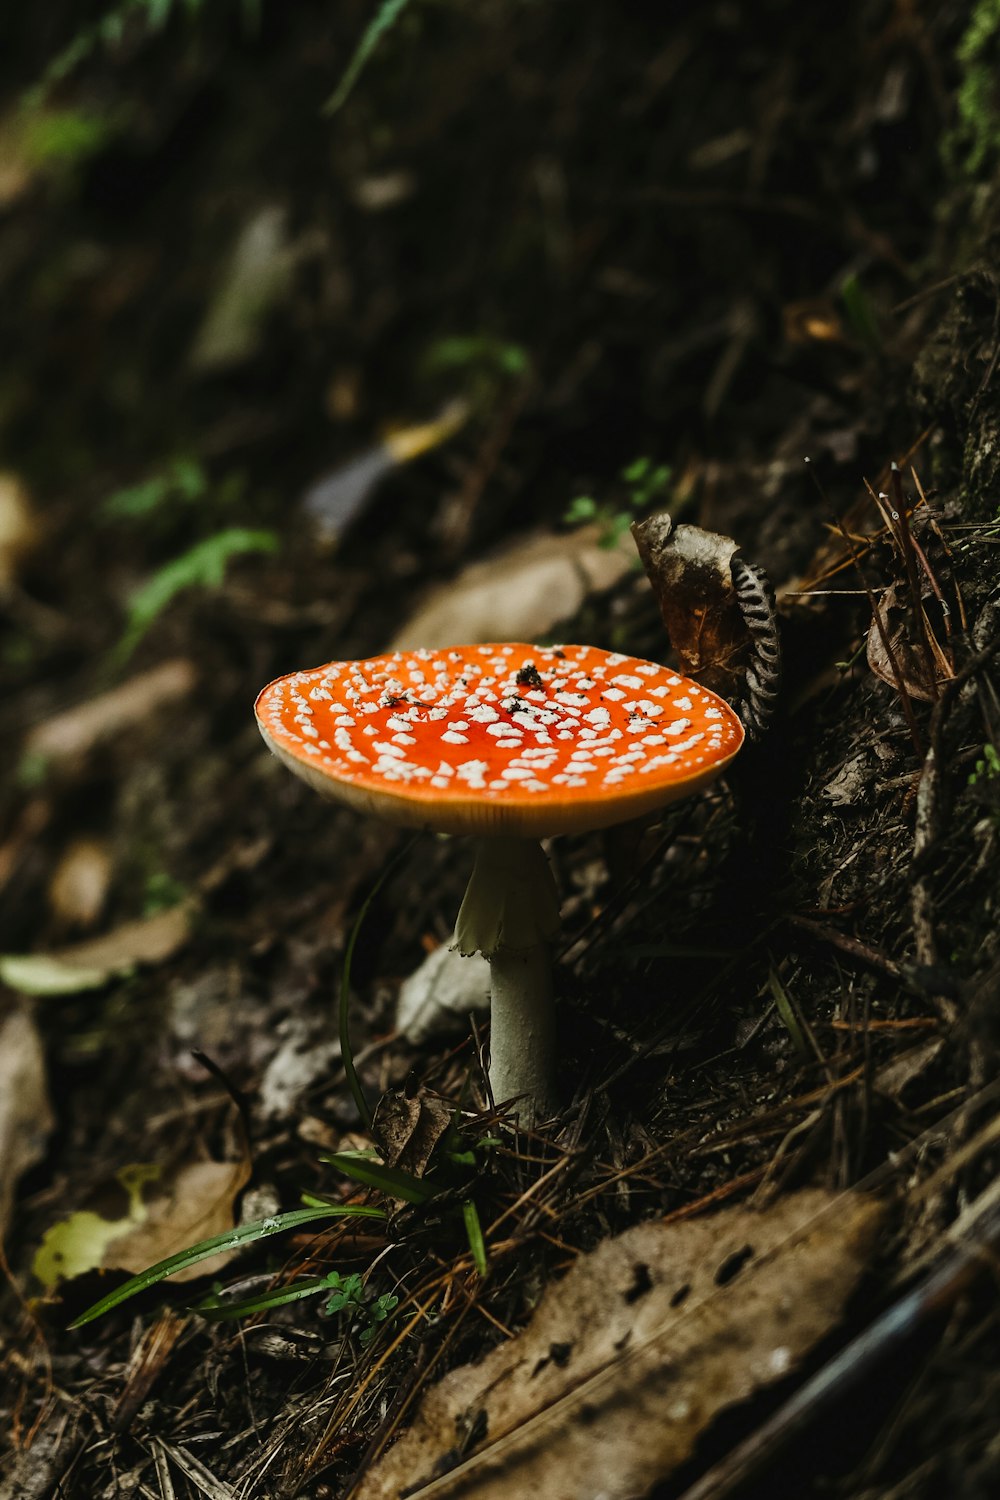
<box><xmin>968</xmin><ymin>742</ymin><xmax>1000</xmax><ymax>786</ymax></box>
<box><xmin>115</xmin><ymin>526</ymin><xmax>278</xmax><ymax>662</ymax></box>
<box><xmin>143</xmin><ymin>871</ymin><xmax>189</xmax><ymax>914</ymax></box>
<box><xmin>102</xmin><ymin>458</ymin><xmax>208</xmax><ymax>521</ymax></box>
<box><xmin>565</xmin><ymin>456</ymin><xmax>672</xmax><ymax>549</ymax></box>
<box><xmin>424</xmin><ymin>335</ymin><xmax>529</xmax><ymax>381</ymax></box>
<box><xmin>422</xmin><ymin>334</ymin><xmax>530</xmax><ymax>408</ymax></box>
<box><xmin>193</xmin><ymin>1266</ymin><xmax>399</xmax><ymax>1343</ymax></box>
<box><xmin>18</xmin><ymin>105</ymin><xmax>118</xmax><ymax>172</ymax></box>
<box><xmin>70</xmin><ymin>850</ymin><xmax>491</xmax><ymax>1340</ymax></box>
<box><xmin>320</xmin><ymin>1271</ymin><xmax>399</xmax><ymax>1345</ymax></box>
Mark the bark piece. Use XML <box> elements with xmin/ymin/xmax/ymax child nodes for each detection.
<box><xmin>355</xmin><ymin>1188</ymin><xmax>882</xmax><ymax>1500</ymax></box>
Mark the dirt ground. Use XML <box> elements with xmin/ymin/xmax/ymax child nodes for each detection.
<box><xmin>2</xmin><ymin>3</ymin><xmax>1000</xmax><ymax>1498</ymax></box>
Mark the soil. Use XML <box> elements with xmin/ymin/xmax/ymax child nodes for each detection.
<box><xmin>2</xmin><ymin>4</ymin><xmax>1000</xmax><ymax>1498</ymax></box>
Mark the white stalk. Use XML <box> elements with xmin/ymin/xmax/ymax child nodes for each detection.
<box><xmin>487</xmin><ymin>946</ymin><xmax>557</xmax><ymax>1125</ymax></box>
<box><xmin>453</xmin><ymin>837</ymin><xmax>560</xmax><ymax>1126</ymax></box>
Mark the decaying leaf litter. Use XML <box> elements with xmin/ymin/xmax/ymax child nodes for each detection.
<box><xmin>3</xmin><ymin>4</ymin><xmax>1000</xmax><ymax>1498</ymax></box>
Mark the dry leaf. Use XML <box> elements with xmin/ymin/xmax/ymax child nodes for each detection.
<box><xmin>111</xmin><ymin>1158</ymin><xmax>252</xmax><ymax>1282</ymax></box>
<box><xmin>396</xmin><ymin>942</ymin><xmax>491</xmax><ymax>1044</ymax></box>
<box><xmin>47</xmin><ymin>837</ymin><xmax>113</xmax><ymax>928</ymax></box>
<box><xmin>869</xmin><ymin>582</ymin><xmax>947</xmax><ymax>705</ymax></box>
<box><xmin>25</xmin><ymin>658</ymin><xmax>196</xmax><ymax>761</ymax></box>
<box><xmin>631</xmin><ymin>512</ymin><xmax>746</xmax><ymax>701</ymax></box>
<box><xmin>33</xmin><ymin>1157</ymin><xmax>251</xmax><ymax>1289</ymax></box>
<box><xmin>1</xmin><ymin>902</ymin><xmax>193</xmax><ymax>996</ymax></box>
<box><xmin>356</xmin><ymin>1188</ymin><xmax>882</xmax><ymax>1500</ymax></box>
<box><xmin>389</xmin><ymin>528</ymin><xmax>633</xmax><ymax>651</ymax></box>
<box><xmin>0</xmin><ymin>472</ymin><xmax>39</xmax><ymax>590</ymax></box>
<box><xmin>374</xmin><ymin>1087</ymin><xmax>455</xmax><ymax>1178</ymax></box>
<box><xmin>0</xmin><ymin>1003</ymin><xmax>54</xmax><ymax>1240</ymax></box>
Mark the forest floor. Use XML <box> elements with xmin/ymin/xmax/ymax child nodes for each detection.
<box><xmin>2</xmin><ymin>4</ymin><xmax>1000</xmax><ymax>1498</ymax></box>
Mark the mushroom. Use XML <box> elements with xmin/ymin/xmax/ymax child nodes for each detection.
<box><xmin>255</xmin><ymin>643</ymin><xmax>744</xmax><ymax>1125</ymax></box>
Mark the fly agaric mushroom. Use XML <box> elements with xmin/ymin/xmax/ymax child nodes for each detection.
<box><xmin>255</xmin><ymin>643</ymin><xmax>743</xmax><ymax>1124</ymax></box>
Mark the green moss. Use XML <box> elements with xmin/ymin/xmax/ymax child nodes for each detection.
<box><xmin>945</xmin><ymin>0</ymin><xmax>1000</xmax><ymax>179</ymax></box>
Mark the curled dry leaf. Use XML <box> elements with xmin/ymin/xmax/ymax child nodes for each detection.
<box><xmin>388</xmin><ymin>527</ymin><xmax>634</xmax><ymax>651</ymax></box>
<box><xmin>0</xmin><ymin>1003</ymin><xmax>54</xmax><ymax>1241</ymax></box>
<box><xmin>373</xmin><ymin>1087</ymin><xmax>455</xmax><ymax>1178</ymax></box>
<box><xmin>631</xmin><ymin>512</ymin><xmax>746</xmax><ymax>700</ymax></box>
<box><xmin>355</xmin><ymin>1188</ymin><xmax>882</xmax><ymax>1500</ymax></box>
<box><xmin>866</xmin><ymin>581</ymin><xmax>942</xmax><ymax>702</ymax></box>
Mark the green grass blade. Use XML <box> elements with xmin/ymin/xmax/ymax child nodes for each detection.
<box><xmin>69</xmin><ymin>1204</ymin><xmax>384</xmax><ymax>1329</ymax></box>
<box><xmin>194</xmin><ymin>1274</ymin><xmax>335</xmax><ymax>1321</ymax></box>
<box><xmin>320</xmin><ymin>1151</ymin><xmax>436</xmax><ymax>1204</ymax></box>
<box><xmin>462</xmin><ymin>1199</ymin><xmax>487</xmax><ymax>1276</ymax></box>
<box><xmin>323</xmin><ymin>0</ymin><xmax>412</xmax><ymax>116</ymax></box>
<box><xmin>767</xmin><ymin>967</ymin><xmax>810</xmax><ymax>1061</ymax></box>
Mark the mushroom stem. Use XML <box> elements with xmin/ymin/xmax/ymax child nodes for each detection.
<box><xmin>453</xmin><ymin>837</ymin><xmax>560</xmax><ymax>1125</ymax></box>
<box><xmin>487</xmin><ymin>946</ymin><xmax>556</xmax><ymax>1125</ymax></box>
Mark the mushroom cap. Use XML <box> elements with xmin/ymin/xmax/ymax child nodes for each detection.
<box><xmin>255</xmin><ymin>643</ymin><xmax>744</xmax><ymax>838</ymax></box>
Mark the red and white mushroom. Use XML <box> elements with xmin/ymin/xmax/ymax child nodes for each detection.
<box><xmin>255</xmin><ymin>642</ymin><xmax>744</xmax><ymax>1124</ymax></box>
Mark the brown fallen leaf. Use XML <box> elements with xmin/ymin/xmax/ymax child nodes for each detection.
<box><xmin>110</xmin><ymin>1158</ymin><xmax>252</xmax><ymax>1282</ymax></box>
<box><xmin>1</xmin><ymin>902</ymin><xmax>193</xmax><ymax>997</ymax></box>
<box><xmin>631</xmin><ymin>512</ymin><xmax>746</xmax><ymax>701</ymax></box>
<box><xmin>0</xmin><ymin>1002</ymin><xmax>54</xmax><ymax>1241</ymax></box>
<box><xmin>355</xmin><ymin>1188</ymin><xmax>882</xmax><ymax>1500</ymax></box>
<box><xmin>866</xmin><ymin>581</ymin><xmax>946</xmax><ymax>702</ymax></box>
<box><xmin>47</xmin><ymin>836</ymin><xmax>113</xmax><ymax>928</ymax></box>
<box><xmin>25</xmin><ymin>658</ymin><xmax>196</xmax><ymax>761</ymax></box>
<box><xmin>389</xmin><ymin>527</ymin><xmax>633</xmax><ymax>651</ymax></box>
<box><xmin>0</xmin><ymin>472</ymin><xmax>39</xmax><ymax>590</ymax></box>
<box><xmin>33</xmin><ymin>1156</ymin><xmax>252</xmax><ymax>1290</ymax></box>
<box><xmin>374</xmin><ymin>1087</ymin><xmax>455</xmax><ymax>1178</ymax></box>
